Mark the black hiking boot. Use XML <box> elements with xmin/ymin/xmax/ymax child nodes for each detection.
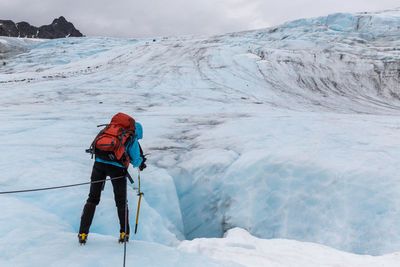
<box><xmin>119</xmin><ymin>232</ymin><xmax>129</xmax><ymax>243</ymax></box>
<box><xmin>78</xmin><ymin>233</ymin><xmax>88</xmax><ymax>245</ymax></box>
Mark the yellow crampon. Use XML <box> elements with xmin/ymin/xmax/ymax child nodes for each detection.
<box><xmin>119</xmin><ymin>232</ymin><xmax>129</xmax><ymax>243</ymax></box>
<box><xmin>78</xmin><ymin>233</ymin><xmax>88</xmax><ymax>244</ymax></box>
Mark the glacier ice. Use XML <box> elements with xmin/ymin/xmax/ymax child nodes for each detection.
<box><xmin>0</xmin><ymin>9</ymin><xmax>400</xmax><ymax>267</ymax></box>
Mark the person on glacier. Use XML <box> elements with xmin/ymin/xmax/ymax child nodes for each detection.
<box><xmin>78</xmin><ymin>113</ymin><xmax>146</xmax><ymax>244</ymax></box>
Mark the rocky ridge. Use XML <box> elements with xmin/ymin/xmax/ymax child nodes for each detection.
<box><xmin>0</xmin><ymin>16</ymin><xmax>83</xmax><ymax>39</ymax></box>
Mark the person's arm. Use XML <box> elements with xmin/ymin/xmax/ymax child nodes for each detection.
<box><xmin>128</xmin><ymin>138</ymin><xmax>143</xmax><ymax>167</ymax></box>
<box><xmin>139</xmin><ymin>142</ymin><xmax>144</xmax><ymax>158</ymax></box>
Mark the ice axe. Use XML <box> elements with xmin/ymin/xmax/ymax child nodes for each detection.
<box><xmin>134</xmin><ymin>168</ymin><xmax>144</xmax><ymax>234</ymax></box>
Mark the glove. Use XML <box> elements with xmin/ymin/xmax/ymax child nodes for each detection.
<box><xmin>139</xmin><ymin>162</ymin><xmax>147</xmax><ymax>171</ymax></box>
<box><xmin>139</xmin><ymin>154</ymin><xmax>147</xmax><ymax>171</ymax></box>
<box><xmin>139</xmin><ymin>155</ymin><xmax>147</xmax><ymax>171</ymax></box>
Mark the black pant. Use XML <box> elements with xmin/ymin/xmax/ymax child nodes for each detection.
<box><xmin>79</xmin><ymin>161</ymin><xmax>130</xmax><ymax>235</ymax></box>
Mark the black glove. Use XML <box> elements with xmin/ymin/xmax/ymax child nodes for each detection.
<box><xmin>139</xmin><ymin>155</ymin><xmax>147</xmax><ymax>171</ymax></box>
<box><xmin>139</xmin><ymin>162</ymin><xmax>146</xmax><ymax>171</ymax></box>
<box><xmin>139</xmin><ymin>151</ymin><xmax>147</xmax><ymax>171</ymax></box>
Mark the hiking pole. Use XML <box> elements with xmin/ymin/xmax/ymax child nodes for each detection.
<box><xmin>135</xmin><ymin>168</ymin><xmax>144</xmax><ymax>234</ymax></box>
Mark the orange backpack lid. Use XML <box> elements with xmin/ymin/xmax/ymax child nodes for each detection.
<box><xmin>110</xmin><ymin>113</ymin><xmax>135</xmax><ymax>132</ymax></box>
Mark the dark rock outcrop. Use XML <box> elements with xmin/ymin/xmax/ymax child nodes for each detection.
<box><xmin>16</xmin><ymin>21</ymin><xmax>38</xmax><ymax>38</ymax></box>
<box><xmin>0</xmin><ymin>16</ymin><xmax>83</xmax><ymax>39</ymax></box>
<box><xmin>0</xmin><ymin>20</ymin><xmax>19</xmax><ymax>37</ymax></box>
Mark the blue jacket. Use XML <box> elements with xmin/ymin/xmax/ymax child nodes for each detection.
<box><xmin>96</xmin><ymin>122</ymin><xmax>143</xmax><ymax>168</ymax></box>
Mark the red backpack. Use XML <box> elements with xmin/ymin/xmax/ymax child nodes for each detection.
<box><xmin>87</xmin><ymin>113</ymin><xmax>136</xmax><ymax>168</ymax></box>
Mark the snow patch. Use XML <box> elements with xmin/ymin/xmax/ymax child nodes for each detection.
<box><xmin>179</xmin><ymin>228</ymin><xmax>400</xmax><ymax>267</ymax></box>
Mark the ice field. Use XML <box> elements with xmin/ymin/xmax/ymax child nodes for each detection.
<box><xmin>1</xmin><ymin>8</ymin><xmax>400</xmax><ymax>266</ymax></box>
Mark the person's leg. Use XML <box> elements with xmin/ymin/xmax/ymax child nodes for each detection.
<box><xmin>79</xmin><ymin>162</ymin><xmax>106</xmax><ymax>234</ymax></box>
<box><xmin>110</xmin><ymin>166</ymin><xmax>130</xmax><ymax>235</ymax></box>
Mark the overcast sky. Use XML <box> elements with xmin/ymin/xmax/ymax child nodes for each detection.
<box><xmin>0</xmin><ymin>0</ymin><xmax>398</xmax><ymax>38</ymax></box>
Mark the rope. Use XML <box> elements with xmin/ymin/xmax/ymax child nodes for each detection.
<box><xmin>0</xmin><ymin>175</ymin><xmax>126</xmax><ymax>195</ymax></box>
<box><xmin>123</xmin><ymin>172</ymin><xmax>128</xmax><ymax>267</ymax></box>
<box><xmin>0</xmin><ymin>171</ymin><xmax>142</xmax><ymax>267</ymax></box>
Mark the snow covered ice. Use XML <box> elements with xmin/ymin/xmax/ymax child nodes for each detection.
<box><xmin>1</xmin><ymin>8</ymin><xmax>400</xmax><ymax>266</ymax></box>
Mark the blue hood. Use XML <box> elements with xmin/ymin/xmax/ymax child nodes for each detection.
<box><xmin>135</xmin><ymin>122</ymin><xmax>143</xmax><ymax>139</ymax></box>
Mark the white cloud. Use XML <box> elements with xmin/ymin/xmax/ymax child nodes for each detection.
<box><xmin>0</xmin><ymin>0</ymin><xmax>398</xmax><ymax>37</ymax></box>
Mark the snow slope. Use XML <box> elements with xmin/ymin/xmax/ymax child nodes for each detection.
<box><xmin>0</xmin><ymin>8</ymin><xmax>400</xmax><ymax>266</ymax></box>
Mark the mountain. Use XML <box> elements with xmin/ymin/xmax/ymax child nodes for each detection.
<box><xmin>0</xmin><ymin>8</ymin><xmax>400</xmax><ymax>266</ymax></box>
<box><xmin>0</xmin><ymin>16</ymin><xmax>83</xmax><ymax>39</ymax></box>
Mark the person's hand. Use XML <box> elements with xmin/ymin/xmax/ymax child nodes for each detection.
<box><xmin>139</xmin><ymin>161</ymin><xmax>147</xmax><ymax>171</ymax></box>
